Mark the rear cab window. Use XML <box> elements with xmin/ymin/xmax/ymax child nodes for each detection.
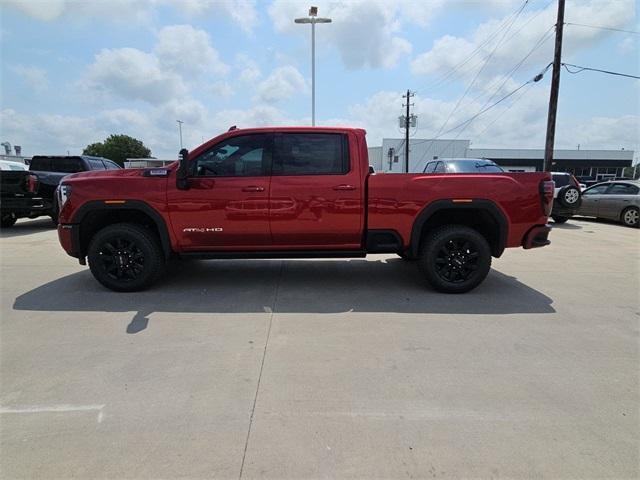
<box><xmin>30</xmin><ymin>157</ymin><xmax>84</xmax><ymax>173</ymax></box>
<box><xmin>273</xmin><ymin>133</ymin><xmax>349</xmax><ymax>175</ymax></box>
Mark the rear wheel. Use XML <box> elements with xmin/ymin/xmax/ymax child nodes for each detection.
<box><xmin>552</xmin><ymin>215</ymin><xmax>569</xmax><ymax>224</ymax></box>
<box><xmin>418</xmin><ymin>225</ymin><xmax>491</xmax><ymax>294</ymax></box>
<box><xmin>88</xmin><ymin>223</ymin><xmax>165</xmax><ymax>292</ymax></box>
<box><xmin>1</xmin><ymin>213</ymin><xmax>17</xmax><ymax>228</ymax></box>
<box><xmin>621</xmin><ymin>207</ymin><xmax>639</xmax><ymax>228</ymax></box>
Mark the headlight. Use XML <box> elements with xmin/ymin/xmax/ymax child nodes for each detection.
<box><xmin>57</xmin><ymin>184</ymin><xmax>72</xmax><ymax>208</ymax></box>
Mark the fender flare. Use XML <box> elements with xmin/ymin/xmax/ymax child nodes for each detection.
<box><xmin>409</xmin><ymin>199</ymin><xmax>509</xmax><ymax>257</ymax></box>
<box><xmin>71</xmin><ymin>200</ymin><xmax>172</xmax><ymax>258</ymax></box>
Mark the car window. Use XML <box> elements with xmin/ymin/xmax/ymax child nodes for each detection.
<box><xmin>274</xmin><ymin>133</ymin><xmax>348</xmax><ymax>176</ymax></box>
<box><xmin>193</xmin><ymin>134</ymin><xmax>270</xmax><ymax>177</ymax></box>
<box><xmin>87</xmin><ymin>158</ymin><xmax>106</xmax><ymax>170</ymax></box>
<box><xmin>434</xmin><ymin>161</ymin><xmax>446</xmax><ymax>173</ymax></box>
<box><xmin>552</xmin><ymin>174</ymin><xmax>570</xmax><ymax>187</ymax></box>
<box><xmin>29</xmin><ymin>157</ymin><xmax>51</xmax><ymax>171</ymax></box>
<box><xmin>103</xmin><ymin>160</ymin><xmax>121</xmax><ymax>170</ymax></box>
<box><xmin>583</xmin><ymin>184</ymin><xmax>610</xmax><ymax>195</ymax></box>
<box><xmin>605</xmin><ymin>183</ymin><xmax>639</xmax><ymax>195</ymax></box>
<box><xmin>424</xmin><ymin>162</ymin><xmax>436</xmax><ymax>173</ymax></box>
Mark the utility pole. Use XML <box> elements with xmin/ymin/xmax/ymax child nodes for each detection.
<box><xmin>176</xmin><ymin>120</ymin><xmax>184</xmax><ymax>150</ymax></box>
<box><xmin>402</xmin><ymin>90</ymin><xmax>415</xmax><ymax>173</ymax></box>
<box><xmin>543</xmin><ymin>0</ymin><xmax>565</xmax><ymax>172</ymax></box>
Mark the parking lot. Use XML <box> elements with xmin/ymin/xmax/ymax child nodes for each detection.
<box><xmin>0</xmin><ymin>217</ymin><xmax>638</xmax><ymax>479</ymax></box>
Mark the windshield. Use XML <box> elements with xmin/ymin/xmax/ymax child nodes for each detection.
<box><xmin>446</xmin><ymin>160</ymin><xmax>503</xmax><ymax>173</ymax></box>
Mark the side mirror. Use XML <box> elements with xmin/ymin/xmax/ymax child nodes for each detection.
<box><xmin>177</xmin><ymin>148</ymin><xmax>190</xmax><ymax>190</ymax></box>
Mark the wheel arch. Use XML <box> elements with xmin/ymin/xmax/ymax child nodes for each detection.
<box><xmin>409</xmin><ymin>199</ymin><xmax>508</xmax><ymax>258</ymax></box>
<box><xmin>72</xmin><ymin>200</ymin><xmax>172</xmax><ymax>259</ymax></box>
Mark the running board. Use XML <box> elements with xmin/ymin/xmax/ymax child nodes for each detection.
<box><xmin>179</xmin><ymin>250</ymin><xmax>367</xmax><ymax>260</ymax></box>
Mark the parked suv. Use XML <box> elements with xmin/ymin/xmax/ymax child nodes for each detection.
<box><xmin>550</xmin><ymin>172</ymin><xmax>582</xmax><ymax>223</ymax></box>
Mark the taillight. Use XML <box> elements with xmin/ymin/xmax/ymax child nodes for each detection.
<box><xmin>540</xmin><ymin>180</ymin><xmax>554</xmax><ymax>217</ymax></box>
<box><xmin>25</xmin><ymin>174</ymin><xmax>38</xmax><ymax>193</ymax></box>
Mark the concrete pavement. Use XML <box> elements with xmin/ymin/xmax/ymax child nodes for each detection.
<box><xmin>1</xmin><ymin>217</ymin><xmax>638</xmax><ymax>478</ymax></box>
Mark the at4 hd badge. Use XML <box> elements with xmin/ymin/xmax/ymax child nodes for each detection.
<box><xmin>183</xmin><ymin>227</ymin><xmax>224</xmax><ymax>233</ymax></box>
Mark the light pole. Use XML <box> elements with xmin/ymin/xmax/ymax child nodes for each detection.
<box><xmin>176</xmin><ymin>120</ymin><xmax>184</xmax><ymax>150</ymax></box>
<box><xmin>295</xmin><ymin>6</ymin><xmax>331</xmax><ymax>126</ymax></box>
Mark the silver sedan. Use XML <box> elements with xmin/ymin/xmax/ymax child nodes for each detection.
<box><xmin>576</xmin><ymin>181</ymin><xmax>639</xmax><ymax>227</ymax></box>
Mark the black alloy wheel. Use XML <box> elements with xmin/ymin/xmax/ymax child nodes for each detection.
<box><xmin>88</xmin><ymin>223</ymin><xmax>165</xmax><ymax>291</ymax></box>
<box><xmin>418</xmin><ymin>225</ymin><xmax>492</xmax><ymax>293</ymax></box>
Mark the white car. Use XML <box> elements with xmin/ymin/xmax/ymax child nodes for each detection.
<box><xmin>0</xmin><ymin>159</ymin><xmax>29</xmax><ymax>171</ymax></box>
<box><xmin>550</xmin><ymin>172</ymin><xmax>582</xmax><ymax>223</ymax></box>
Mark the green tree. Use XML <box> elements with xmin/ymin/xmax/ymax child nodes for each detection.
<box><xmin>83</xmin><ymin>134</ymin><xmax>151</xmax><ymax>167</ymax></box>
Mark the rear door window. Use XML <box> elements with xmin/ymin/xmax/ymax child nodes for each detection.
<box><xmin>87</xmin><ymin>158</ymin><xmax>106</xmax><ymax>170</ymax></box>
<box><xmin>273</xmin><ymin>133</ymin><xmax>348</xmax><ymax>175</ymax></box>
<box><xmin>605</xmin><ymin>183</ymin><xmax>639</xmax><ymax>195</ymax></box>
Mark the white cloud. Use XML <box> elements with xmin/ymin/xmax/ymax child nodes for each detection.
<box><xmin>4</xmin><ymin>0</ymin><xmax>257</xmax><ymax>31</ymax></box>
<box><xmin>82</xmin><ymin>47</ymin><xmax>187</xmax><ymax>104</ymax></box>
<box><xmin>10</xmin><ymin>64</ymin><xmax>49</xmax><ymax>92</ymax></box>
<box><xmin>256</xmin><ymin>65</ymin><xmax>307</xmax><ymax>103</ymax></box>
<box><xmin>268</xmin><ymin>0</ymin><xmax>419</xmax><ymax>69</ymax></box>
<box><xmin>236</xmin><ymin>53</ymin><xmax>262</xmax><ymax>84</ymax></box>
<box><xmin>155</xmin><ymin>25</ymin><xmax>229</xmax><ymax>77</ymax></box>
<box><xmin>211</xmin><ymin>81</ymin><xmax>234</xmax><ymax>98</ymax></box>
<box><xmin>411</xmin><ymin>0</ymin><xmax>635</xmax><ymax>81</ymax></box>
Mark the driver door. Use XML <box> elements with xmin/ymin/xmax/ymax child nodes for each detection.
<box><xmin>167</xmin><ymin>133</ymin><xmax>273</xmax><ymax>250</ymax></box>
<box><xmin>579</xmin><ymin>183</ymin><xmax>609</xmax><ymax>217</ymax></box>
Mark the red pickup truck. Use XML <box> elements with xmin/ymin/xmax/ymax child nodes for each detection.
<box><xmin>57</xmin><ymin>127</ymin><xmax>553</xmax><ymax>293</ymax></box>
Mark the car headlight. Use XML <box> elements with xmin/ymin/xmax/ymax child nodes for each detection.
<box><xmin>57</xmin><ymin>184</ymin><xmax>72</xmax><ymax>209</ymax></box>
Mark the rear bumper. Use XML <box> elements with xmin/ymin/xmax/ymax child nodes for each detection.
<box><xmin>58</xmin><ymin>223</ymin><xmax>81</xmax><ymax>259</ymax></box>
<box><xmin>1</xmin><ymin>196</ymin><xmax>51</xmax><ymax>216</ymax></box>
<box><xmin>523</xmin><ymin>224</ymin><xmax>552</xmax><ymax>249</ymax></box>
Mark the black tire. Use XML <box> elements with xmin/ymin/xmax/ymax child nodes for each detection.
<box><xmin>398</xmin><ymin>252</ymin><xmax>416</xmax><ymax>261</ymax></box>
<box><xmin>552</xmin><ymin>215</ymin><xmax>569</xmax><ymax>224</ymax></box>
<box><xmin>50</xmin><ymin>198</ymin><xmax>59</xmax><ymax>226</ymax></box>
<box><xmin>1</xmin><ymin>213</ymin><xmax>17</xmax><ymax>228</ymax></box>
<box><xmin>88</xmin><ymin>223</ymin><xmax>165</xmax><ymax>292</ymax></box>
<box><xmin>418</xmin><ymin>225</ymin><xmax>492</xmax><ymax>294</ymax></box>
<box><xmin>621</xmin><ymin>207</ymin><xmax>639</xmax><ymax>228</ymax></box>
<box><xmin>557</xmin><ymin>185</ymin><xmax>581</xmax><ymax>208</ymax></box>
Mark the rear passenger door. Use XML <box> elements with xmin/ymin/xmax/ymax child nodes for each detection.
<box><xmin>269</xmin><ymin>132</ymin><xmax>363</xmax><ymax>249</ymax></box>
<box><xmin>599</xmin><ymin>183</ymin><xmax>639</xmax><ymax>219</ymax></box>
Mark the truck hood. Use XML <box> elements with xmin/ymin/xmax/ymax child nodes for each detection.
<box><xmin>64</xmin><ymin>168</ymin><xmax>154</xmax><ymax>181</ymax></box>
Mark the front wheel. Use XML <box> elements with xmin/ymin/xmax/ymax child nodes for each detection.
<box><xmin>1</xmin><ymin>213</ymin><xmax>17</xmax><ymax>228</ymax></box>
<box><xmin>418</xmin><ymin>225</ymin><xmax>492</xmax><ymax>294</ymax></box>
<box><xmin>621</xmin><ymin>207</ymin><xmax>639</xmax><ymax>228</ymax></box>
<box><xmin>88</xmin><ymin>223</ymin><xmax>165</xmax><ymax>292</ymax></box>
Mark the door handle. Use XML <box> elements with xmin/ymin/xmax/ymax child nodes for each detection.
<box><xmin>333</xmin><ymin>184</ymin><xmax>356</xmax><ymax>191</ymax></box>
<box><xmin>242</xmin><ymin>186</ymin><xmax>265</xmax><ymax>192</ymax></box>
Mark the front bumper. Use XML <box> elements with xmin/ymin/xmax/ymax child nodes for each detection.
<box><xmin>523</xmin><ymin>224</ymin><xmax>552</xmax><ymax>249</ymax></box>
<box><xmin>58</xmin><ymin>223</ymin><xmax>82</xmax><ymax>260</ymax></box>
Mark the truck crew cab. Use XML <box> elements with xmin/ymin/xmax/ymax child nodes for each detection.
<box><xmin>56</xmin><ymin>127</ymin><xmax>553</xmax><ymax>293</ymax></box>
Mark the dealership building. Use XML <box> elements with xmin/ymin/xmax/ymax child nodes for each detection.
<box><xmin>368</xmin><ymin>138</ymin><xmax>635</xmax><ymax>182</ymax></box>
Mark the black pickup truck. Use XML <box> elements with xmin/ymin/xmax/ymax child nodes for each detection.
<box><xmin>1</xmin><ymin>155</ymin><xmax>120</xmax><ymax>228</ymax></box>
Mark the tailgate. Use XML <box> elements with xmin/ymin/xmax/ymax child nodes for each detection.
<box><xmin>0</xmin><ymin>171</ymin><xmax>31</xmax><ymax>195</ymax></box>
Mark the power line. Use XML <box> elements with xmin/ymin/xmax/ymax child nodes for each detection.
<box><xmin>561</xmin><ymin>63</ymin><xmax>640</xmax><ymax>80</ymax></box>
<box><xmin>429</xmin><ymin>0</ymin><xmax>530</xmax><ymax>146</ymax></box>
<box><xmin>565</xmin><ymin>22</ymin><xmax>640</xmax><ymax>35</ymax></box>
<box><xmin>424</xmin><ymin>0</ymin><xmax>534</xmax><ymax>93</ymax></box>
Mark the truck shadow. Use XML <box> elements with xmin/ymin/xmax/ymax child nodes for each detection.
<box><xmin>0</xmin><ymin>218</ymin><xmax>55</xmax><ymax>238</ymax></box>
<box><xmin>13</xmin><ymin>258</ymin><xmax>555</xmax><ymax>333</ymax></box>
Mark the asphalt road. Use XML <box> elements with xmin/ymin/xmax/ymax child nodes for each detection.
<box><xmin>1</xmin><ymin>217</ymin><xmax>638</xmax><ymax>479</ymax></box>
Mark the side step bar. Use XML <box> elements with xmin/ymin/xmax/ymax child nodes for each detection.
<box><xmin>179</xmin><ymin>250</ymin><xmax>367</xmax><ymax>260</ymax></box>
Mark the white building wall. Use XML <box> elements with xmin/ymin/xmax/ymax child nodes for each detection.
<box><xmin>367</xmin><ymin>147</ymin><xmax>383</xmax><ymax>172</ymax></box>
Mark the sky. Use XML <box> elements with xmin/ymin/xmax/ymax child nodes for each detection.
<box><xmin>1</xmin><ymin>0</ymin><xmax>638</xmax><ymax>161</ymax></box>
